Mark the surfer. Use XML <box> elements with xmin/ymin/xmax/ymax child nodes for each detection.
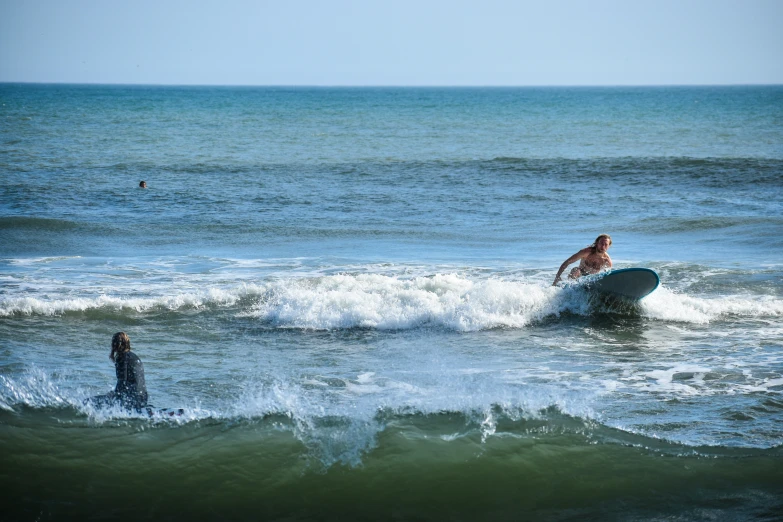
<box><xmin>89</xmin><ymin>332</ymin><xmax>149</xmax><ymax>410</ymax></box>
<box><xmin>553</xmin><ymin>234</ymin><xmax>613</xmax><ymax>286</ymax></box>
<box><xmin>139</xmin><ymin>181</ymin><xmax>147</xmax><ymax>188</ymax></box>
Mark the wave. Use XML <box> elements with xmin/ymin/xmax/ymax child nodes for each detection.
<box><xmin>2</xmin><ymin>273</ymin><xmax>782</xmax><ymax>327</ymax></box>
<box><xmin>4</xmin><ymin>367</ymin><xmax>782</xmax><ymax>458</ymax></box>
<box><xmin>639</xmin><ymin>286</ymin><xmax>783</xmax><ymax>324</ymax></box>
<box><xmin>486</xmin><ymin>156</ymin><xmax>783</xmax><ymax>184</ymax></box>
<box><xmin>0</xmin><ymin>287</ymin><xmax>248</xmax><ymax>317</ymax></box>
<box><xmin>4</xmin><ymin>398</ymin><xmax>779</xmax><ymax>453</ymax></box>
<box><xmin>632</xmin><ymin>216</ymin><xmax>783</xmax><ymax>234</ymax></box>
<box><xmin>0</xmin><ymin>216</ymin><xmax>81</xmax><ymax>231</ymax></box>
<box><xmin>3</xmin><ymin>402</ymin><xmax>782</xmax><ymax>521</ymax></box>
<box><xmin>8</xmin><ymin>156</ymin><xmax>783</xmax><ymax>181</ymax></box>
<box><xmin>3</xmin><ymin>381</ymin><xmax>780</xmax><ymax>463</ymax></box>
<box><xmin>3</xmin><ymin>382</ymin><xmax>783</xmax><ymax>522</ymax></box>
<box><xmin>3</xmin><ymin>365</ymin><xmax>781</xmax><ymax>522</ymax></box>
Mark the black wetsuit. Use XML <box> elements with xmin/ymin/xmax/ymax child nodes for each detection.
<box><xmin>112</xmin><ymin>351</ymin><xmax>148</xmax><ymax>409</ymax></box>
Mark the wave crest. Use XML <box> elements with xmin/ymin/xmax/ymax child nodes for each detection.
<box><xmin>3</xmin><ymin>273</ymin><xmax>781</xmax><ymax>328</ymax></box>
<box><xmin>641</xmin><ymin>286</ymin><xmax>783</xmax><ymax>324</ymax></box>
<box><xmin>250</xmin><ymin>274</ymin><xmax>569</xmax><ymax>331</ymax></box>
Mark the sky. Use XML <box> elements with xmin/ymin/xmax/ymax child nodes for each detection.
<box><xmin>1</xmin><ymin>0</ymin><xmax>781</xmax><ymax>86</ymax></box>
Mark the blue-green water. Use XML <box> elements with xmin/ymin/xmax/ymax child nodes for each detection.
<box><xmin>1</xmin><ymin>84</ymin><xmax>782</xmax><ymax>521</ymax></box>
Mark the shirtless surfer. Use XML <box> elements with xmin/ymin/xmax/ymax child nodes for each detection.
<box><xmin>553</xmin><ymin>234</ymin><xmax>613</xmax><ymax>286</ymax></box>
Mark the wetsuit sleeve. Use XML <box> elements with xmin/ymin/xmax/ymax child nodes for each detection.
<box><xmin>131</xmin><ymin>355</ymin><xmax>148</xmax><ymax>403</ymax></box>
<box><xmin>114</xmin><ymin>354</ymin><xmax>127</xmax><ymax>393</ymax></box>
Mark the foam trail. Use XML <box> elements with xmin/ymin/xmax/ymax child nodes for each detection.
<box><xmin>641</xmin><ymin>286</ymin><xmax>783</xmax><ymax>324</ymax></box>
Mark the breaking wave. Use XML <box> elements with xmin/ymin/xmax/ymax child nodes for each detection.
<box><xmin>3</xmin><ymin>273</ymin><xmax>782</xmax><ymax>329</ymax></box>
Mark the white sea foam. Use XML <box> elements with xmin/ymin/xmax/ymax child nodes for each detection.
<box><xmin>7</xmin><ymin>256</ymin><xmax>83</xmax><ymax>265</ymax></box>
<box><xmin>637</xmin><ymin>365</ymin><xmax>714</xmax><ymax>395</ymax></box>
<box><xmin>0</xmin><ymin>286</ymin><xmax>255</xmax><ymax>317</ymax></box>
<box><xmin>252</xmin><ymin>274</ymin><xmax>783</xmax><ymax>329</ymax></box>
<box><xmin>641</xmin><ymin>286</ymin><xmax>783</xmax><ymax>324</ymax></box>
<box><xmin>3</xmin><ymin>273</ymin><xmax>782</xmax><ymax>329</ymax></box>
<box><xmin>604</xmin><ymin>360</ymin><xmax>783</xmax><ymax>399</ymax></box>
<box><xmin>248</xmin><ymin>273</ymin><xmax>574</xmax><ymax>331</ymax></box>
<box><xmin>0</xmin><ymin>368</ymin><xmax>75</xmax><ymax>409</ymax></box>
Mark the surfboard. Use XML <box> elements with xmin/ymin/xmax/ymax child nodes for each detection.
<box><xmin>585</xmin><ymin>268</ymin><xmax>659</xmax><ymax>301</ymax></box>
<box><xmin>84</xmin><ymin>395</ymin><xmax>184</xmax><ymax>417</ymax></box>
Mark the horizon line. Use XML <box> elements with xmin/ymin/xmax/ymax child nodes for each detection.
<box><xmin>2</xmin><ymin>81</ymin><xmax>781</xmax><ymax>88</ymax></box>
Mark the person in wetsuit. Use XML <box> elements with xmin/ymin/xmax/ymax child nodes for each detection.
<box><xmin>90</xmin><ymin>332</ymin><xmax>148</xmax><ymax>410</ymax></box>
<box><xmin>111</xmin><ymin>331</ymin><xmax>148</xmax><ymax>409</ymax></box>
<box><xmin>552</xmin><ymin>234</ymin><xmax>613</xmax><ymax>286</ymax></box>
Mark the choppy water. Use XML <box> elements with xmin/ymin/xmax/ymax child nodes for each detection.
<box><xmin>1</xmin><ymin>84</ymin><xmax>782</xmax><ymax>521</ymax></box>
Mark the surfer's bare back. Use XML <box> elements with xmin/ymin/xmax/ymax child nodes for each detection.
<box><xmin>553</xmin><ymin>234</ymin><xmax>613</xmax><ymax>286</ymax></box>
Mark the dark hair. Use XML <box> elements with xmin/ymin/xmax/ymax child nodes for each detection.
<box><xmin>110</xmin><ymin>332</ymin><xmax>131</xmax><ymax>361</ymax></box>
<box><xmin>590</xmin><ymin>234</ymin><xmax>612</xmax><ymax>253</ymax></box>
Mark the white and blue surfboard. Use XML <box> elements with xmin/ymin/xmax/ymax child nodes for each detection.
<box><xmin>584</xmin><ymin>268</ymin><xmax>660</xmax><ymax>301</ymax></box>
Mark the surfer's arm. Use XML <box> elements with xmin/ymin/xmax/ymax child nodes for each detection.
<box><xmin>552</xmin><ymin>249</ymin><xmax>588</xmax><ymax>285</ymax></box>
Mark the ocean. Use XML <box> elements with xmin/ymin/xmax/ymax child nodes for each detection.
<box><xmin>1</xmin><ymin>84</ymin><xmax>782</xmax><ymax>521</ymax></box>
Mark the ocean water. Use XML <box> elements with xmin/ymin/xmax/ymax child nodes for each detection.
<box><xmin>1</xmin><ymin>84</ymin><xmax>782</xmax><ymax>521</ymax></box>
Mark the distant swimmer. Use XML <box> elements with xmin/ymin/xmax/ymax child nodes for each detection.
<box><xmin>139</xmin><ymin>181</ymin><xmax>147</xmax><ymax>188</ymax></box>
<box><xmin>88</xmin><ymin>332</ymin><xmax>149</xmax><ymax>411</ymax></box>
<box><xmin>553</xmin><ymin>234</ymin><xmax>613</xmax><ymax>286</ymax></box>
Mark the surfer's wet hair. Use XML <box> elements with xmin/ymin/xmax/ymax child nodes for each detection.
<box><xmin>110</xmin><ymin>332</ymin><xmax>131</xmax><ymax>362</ymax></box>
<box><xmin>590</xmin><ymin>234</ymin><xmax>612</xmax><ymax>252</ymax></box>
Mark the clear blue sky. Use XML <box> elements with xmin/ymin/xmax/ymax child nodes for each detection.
<box><xmin>1</xmin><ymin>0</ymin><xmax>781</xmax><ymax>86</ymax></box>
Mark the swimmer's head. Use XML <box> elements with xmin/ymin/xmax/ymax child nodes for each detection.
<box><xmin>110</xmin><ymin>332</ymin><xmax>132</xmax><ymax>361</ymax></box>
<box><xmin>139</xmin><ymin>181</ymin><xmax>147</xmax><ymax>189</ymax></box>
